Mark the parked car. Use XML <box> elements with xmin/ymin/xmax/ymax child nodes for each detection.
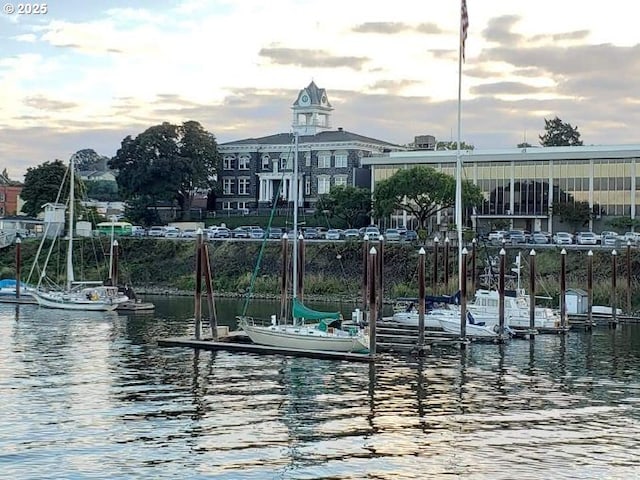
<box><xmin>602</xmin><ymin>232</ymin><xmax>619</xmax><ymax>246</ymax></box>
<box><xmin>325</xmin><ymin>229</ymin><xmax>342</xmax><ymax>240</ymax></box>
<box><xmin>131</xmin><ymin>226</ymin><xmax>146</xmax><ymax>237</ymax></box>
<box><xmin>147</xmin><ymin>226</ymin><xmax>166</xmax><ymax>237</ymax></box>
<box><xmin>576</xmin><ymin>231</ymin><xmax>598</xmax><ymax>245</ymax></box>
<box><xmin>267</xmin><ymin>227</ymin><xmax>283</xmax><ymax>239</ymax></box>
<box><xmin>531</xmin><ymin>232</ymin><xmax>549</xmax><ymax>244</ymax></box>
<box><xmin>249</xmin><ymin>227</ymin><xmax>265</xmax><ymax>239</ymax></box>
<box><xmin>554</xmin><ymin>232</ymin><xmax>573</xmax><ymax>245</ymax></box>
<box><xmin>488</xmin><ymin>230</ymin><xmax>507</xmax><ymax>243</ymax></box>
<box><xmin>384</xmin><ymin>228</ymin><xmax>401</xmax><ymax>242</ymax></box>
<box><xmin>164</xmin><ymin>227</ymin><xmax>181</xmax><ymax>238</ymax></box>
<box><xmin>344</xmin><ymin>229</ymin><xmax>360</xmax><ymax>241</ymax></box>
<box><xmin>232</xmin><ymin>227</ymin><xmax>250</xmax><ymax>238</ymax></box>
<box><xmin>364</xmin><ymin>226</ymin><xmax>381</xmax><ymax>239</ymax></box>
<box><xmin>181</xmin><ymin>228</ymin><xmax>198</xmax><ymax>238</ymax></box>
<box><xmin>213</xmin><ymin>227</ymin><xmax>231</xmax><ymax>238</ymax></box>
<box><xmin>303</xmin><ymin>227</ymin><xmax>319</xmax><ymax>239</ymax></box>
<box><xmin>404</xmin><ymin>230</ymin><xmax>418</xmax><ymax>242</ymax></box>
<box><xmin>623</xmin><ymin>232</ymin><xmax>640</xmax><ymax>244</ymax></box>
<box><xmin>508</xmin><ymin>230</ymin><xmax>526</xmax><ymax>244</ymax></box>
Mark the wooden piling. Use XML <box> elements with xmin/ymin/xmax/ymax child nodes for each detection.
<box><xmin>529</xmin><ymin>249</ymin><xmax>536</xmax><ymax>333</ymax></box>
<box><xmin>499</xmin><ymin>248</ymin><xmax>506</xmax><ymax>340</ymax></box>
<box><xmin>433</xmin><ymin>236</ymin><xmax>439</xmax><ymax>294</ymax></box>
<box><xmin>460</xmin><ymin>247</ymin><xmax>468</xmax><ymax>342</ymax></box>
<box><xmin>111</xmin><ymin>239</ymin><xmax>119</xmax><ymax>286</ymax></box>
<box><xmin>15</xmin><ymin>237</ymin><xmax>21</xmax><ymax>298</ymax></box>
<box><xmin>587</xmin><ymin>250</ymin><xmax>593</xmax><ymax>332</ymax></box>
<box><xmin>418</xmin><ymin>247</ymin><xmax>426</xmax><ymax>349</ymax></box>
<box><xmin>201</xmin><ymin>242</ymin><xmax>217</xmax><ymax>340</ymax></box>
<box><xmin>611</xmin><ymin>249</ymin><xmax>617</xmax><ymax>328</ymax></box>
<box><xmin>377</xmin><ymin>234</ymin><xmax>384</xmax><ymax>321</ymax></box>
<box><xmin>471</xmin><ymin>238</ymin><xmax>477</xmax><ymax>296</ymax></box>
<box><xmin>362</xmin><ymin>234</ymin><xmax>370</xmax><ymax>312</ymax></box>
<box><xmin>626</xmin><ymin>241</ymin><xmax>632</xmax><ymax>313</ymax></box>
<box><xmin>280</xmin><ymin>233</ymin><xmax>289</xmax><ymax>321</ymax></box>
<box><xmin>368</xmin><ymin>246</ymin><xmax>377</xmax><ymax>356</ymax></box>
<box><xmin>194</xmin><ymin>230</ymin><xmax>203</xmax><ymax>340</ymax></box>
<box><xmin>444</xmin><ymin>236</ymin><xmax>450</xmax><ymax>287</ymax></box>
<box><xmin>560</xmin><ymin>248</ymin><xmax>567</xmax><ymax>329</ymax></box>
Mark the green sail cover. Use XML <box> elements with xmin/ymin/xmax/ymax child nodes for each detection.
<box><xmin>292</xmin><ymin>298</ymin><xmax>341</xmax><ymax>321</ymax></box>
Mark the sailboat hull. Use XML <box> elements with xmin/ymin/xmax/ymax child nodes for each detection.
<box><xmin>33</xmin><ymin>287</ymin><xmax>127</xmax><ymax>312</ymax></box>
<box><xmin>242</xmin><ymin>323</ymin><xmax>369</xmax><ymax>353</ymax></box>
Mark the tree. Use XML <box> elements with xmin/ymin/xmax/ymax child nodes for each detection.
<box><xmin>372</xmin><ymin>166</ymin><xmax>483</xmax><ymax>231</ymax></box>
<box><xmin>21</xmin><ymin>160</ymin><xmax>75</xmax><ymax>217</ymax></box>
<box><xmin>517</xmin><ymin>142</ymin><xmax>532</xmax><ymax>148</ymax></box>
<box><xmin>436</xmin><ymin>141</ymin><xmax>474</xmax><ymax>151</ymax></box>
<box><xmin>109</xmin><ymin>121</ymin><xmax>220</xmax><ymax>219</ymax></box>
<box><xmin>71</xmin><ymin>149</ymin><xmax>109</xmax><ymax>171</ymax></box>
<box><xmin>85</xmin><ymin>180</ymin><xmax>120</xmax><ymax>201</ymax></box>
<box><xmin>539</xmin><ymin>117</ymin><xmax>583</xmax><ymax>146</ymax></box>
<box><xmin>316</xmin><ymin>185</ymin><xmax>371</xmax><ymax>228</ymax></box>
<box><xmin>607</xmin><ymin>216</ymin><xmax>640</xmax><ymax>231</ymax></box>
<box><xmin>552</xmin><ymin>201</ymin><xmax>591</xmax><ymax>230</ymax></box>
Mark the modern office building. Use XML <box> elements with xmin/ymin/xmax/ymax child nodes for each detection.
<box><xmin>362</xmin><ymin>145</ymin><xmax>640</xmax><ymax>233</ymax></box>
<box><xmin>217</xmin><ymin>81</ymin><xmax>404</xmax><ymax>212</ymax></box>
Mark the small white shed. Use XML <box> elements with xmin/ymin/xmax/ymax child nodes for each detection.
<box><xmin>565</xmin><ymin>288</ymin><xmax>588</xmax><ymax>314</ymax></box>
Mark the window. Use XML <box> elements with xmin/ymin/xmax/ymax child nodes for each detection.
<box><xmin>334</xmin><ymin>175</ymin><xmax>347</xmax><ymax>188</ymax></box>
<box><xmin>305</xmin><ymin>153</ymin><xmax>311</xmax><ymax>167</ymax></box>
<box><xmin>318</xmin><ymin>153</ymin><xmax>331</xmax><ymax>168</ymax></box>
<box><xmin>222</xmin><ymin>201</ymin><xmax>232</xmax><ymax>210</ymax></box>
<box><xmin>0</xmin><ymin>192</ymin><xmax>5</xmax><ymax>202</ymax></box>
<box><xmin>239</xmin><ymin>155</ymin><xmax>250</xmax><ymax>170</ymax></box>
<box><xmin>223</xmin><ymin>156</ymin><xmax>235</xmax><ymax>170</ymax></box>
<box><xmin>262</xmin><ymin>155</ymin><xmax>270</xmax><ymax>170</ymax></box>
<box><xmin>305</xmin><ymin>176</ymin><xmax>311</xmax><ymax>195</ymax></box>
<box><xmin>238</xmin><ymin>178</ymin><xmax>250</xmax><ymax>195</ymax></box>
<box><xmin>334</xmin><ymin>153</ymin><xmax>348</xmax><ymax>168</ymax></box>
<box><xmin>317</xmin><ymin>175</ymin><xmax>331</xmax><ymax>195</ymax></box>
<box><xmin>223</xmin><ymin>178</ymin><xmax>234</xmax><ymax>195</ymax></box>
<box><xmin>237</xmin><ymin>201</ymin><xmax>247</xmax><ymax>211</ymax></box>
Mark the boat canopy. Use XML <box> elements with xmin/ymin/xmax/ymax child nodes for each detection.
<box><xmin>292</xmin><ymin>298</ymin><xmax>341</xmax><ymax>321</ymax></box>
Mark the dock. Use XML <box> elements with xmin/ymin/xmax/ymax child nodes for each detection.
<box><xmin>158</xmin><ymin>335</ymin><xmax>374</xmax><ymax>362</ymax></box>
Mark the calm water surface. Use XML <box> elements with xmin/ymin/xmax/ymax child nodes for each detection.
<box><xmin>1</xmin><ymin>296</ymin><xmax>639</xmax><ymax>479</ymax></box>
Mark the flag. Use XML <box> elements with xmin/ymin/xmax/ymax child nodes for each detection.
<box><xmin>461</xmin><ymin>0</ymin><xmax>469</xmax><ymax>61</ymax></box>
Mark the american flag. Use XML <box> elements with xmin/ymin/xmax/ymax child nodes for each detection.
<box><xmin>461</xmin><ymin>0</ymin><xmax>469</xmax><ymax>61</ymax></box>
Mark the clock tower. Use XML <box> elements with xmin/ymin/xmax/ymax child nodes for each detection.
<box><xmin>292</xmin><ymin>81</ymin><xmax>333</xmax><ymax>136</ymax></box>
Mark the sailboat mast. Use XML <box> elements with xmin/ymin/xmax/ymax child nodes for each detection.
<box><xmin>66</xmin><ymin>155</ymin><xmax>75</xmax><ymax>290</ymax></box>
<box><xmin>292</xmin><ymin>131</ymin><xmax>299</xmax><ymax>304</ymax></box>
<box><xmin>455</xmin><ymin>0</ymin><xmax>466</xmax><ymax>289</ymax></box>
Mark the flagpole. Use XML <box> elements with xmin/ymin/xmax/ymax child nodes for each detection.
<box><xmin>455</xmin><ymin>0</ymin><xmax>467</xmax><ymax>291</ymax></box>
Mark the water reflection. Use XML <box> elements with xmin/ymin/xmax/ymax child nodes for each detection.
<box><xmin>0</xmin><ymin>300</ymin><xmax>639</xmax><ymax>479</ymax></box>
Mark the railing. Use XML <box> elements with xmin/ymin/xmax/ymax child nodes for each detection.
<box><xmin>0</xmin><ymin>231</ymin><xmax>16</xmax><ymax>248</ymax></box>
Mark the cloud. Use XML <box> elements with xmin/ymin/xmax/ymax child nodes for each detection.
<box><xmin>259</xmin><ymin>47</ymin><xmax>369</xmax><ymax>69</ymax></box>
<box><xmin>352</xmin><ymin>22</ymin><xmax>413</xmax><ymax>34</ymax></box>
<box><xmin>23</xmin><ymin>95</ymin><xmax>77</xmax><ymax>111</ymax></box>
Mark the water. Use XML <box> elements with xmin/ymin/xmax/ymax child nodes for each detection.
<box><xmin>1</xmin><ymin>297</ymin><xmax>640</xmax><ymax>479</ymax></box>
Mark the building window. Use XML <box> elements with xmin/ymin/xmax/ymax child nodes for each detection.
<box><xmin>305</xmin><ymin>153</ymin><xmax>311</xmax><ymax>167</ymax></box>
<box><xmin>334</xmin><ymin>175</ymin><xmax>347</xmax><ymax>188</ymax></box>
<box><xmin>335</xmin><ymin>153</ymin><xmax>348</xmax><ymax>168</ymax></box>
<box><xmin>237</xmin><ymin>201</ymin><xmax>247</xmax><ymax>210</ymax></box>
<box><xmin>239</xmin><ymin>155</ymin><xmax>250</xmax><ymax>170</ymax></box>
<box><xmin>262</xmin><ymin>155</ymin><xmax>270</xmax><ymax>170</ymax></box>
<box><xmin>238</xmin><ymin>178</ymin><xmax>250</xmax><ymax>195</ymax></box>
<box><xmin>305</xmin><ymin>176</ymin><xmax>311</xmax><ymax>196</ymax></box>
<box><xmin>223</xmin><ymin>178</ymin><xmax>234</xmax><ymax>195</ymax></box>
<box><xmin>317</xmin><ymin>175</ymin><xmax>331</xmax><ymax>195</ymax></box>
<box><xmin>0</xmin><ymin>192</ymin><xmax>5</xmax><ymax>202</ymax></box>
<box><xmin>223</xmin><ymin>156</ymin><xmax>235</xmax><ymax>170</ymax></box>
<box><xmin>222</xmin><ymin>201</ymin><xmax>232</xmax><ymax>210</ymax></box>
<box><xmin>318</xmin><ymin>153</ymin><xmax>331</xmax><ymax>169</ymax></box>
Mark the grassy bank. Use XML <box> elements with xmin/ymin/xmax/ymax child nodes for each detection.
<box><xmin>1</xmin><ymin>238</ymin><xmax>638</xmax><ymax>311</ymax></box>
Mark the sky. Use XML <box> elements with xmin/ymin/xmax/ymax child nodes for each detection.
<box><xmin>1</xmin><ymin>0</ymin><xmax>639</xmax><ymax>181</ymax></box>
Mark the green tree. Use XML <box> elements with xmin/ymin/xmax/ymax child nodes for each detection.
<box><xmin>539</xmin><ymin>117</ymin><xmax>583</xmax><ymax>146</ymax></box>
<box><xmin>71</xmin><ymin>149</ymin><xmax>109</xmax><ymax>171</ymax></box>
<box><xmin>436</xmin><ymin>141</ymin><xmax>474</xmax><ymax>151</ymax></box>
<box><xmin>607</xmin><ymin>216</ymin><xmax>640</xmax><ymax>231</ymax></box>
<box><xmin>517</xmin><ymin>142</ymin><xmax>532</xmax><ymax>148</ymax></box>
<box><xmin>552</xmin><ymin>201</ymin><xmax>591</xmax><ymax>230</ymax></box>
<box><xmin>109</xmin><ymin>121</ymin><xmax>220</xmax><ymax>219</ymax></box>
<box><xmin>316</xmin><ymin>185</ymin><xmax>371</xmax><ymax>228</ymax></box>
<box><xmin>85</xmin><ymin>180</ymin><xmax>120</xmax><ymax>201</ymax></box>
<box><xmin>372</xmin><ymin>166</ymin><xmax>483</xmax><ymax>231</ymax></box>
<box><xmin>21</xmin><ymin>160</ymin><xmax>74</xmax><ymax>217</ymax></box>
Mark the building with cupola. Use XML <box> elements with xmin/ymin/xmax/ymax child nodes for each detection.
<box><xmin>217</xmin><ymin>81</ymin><xmax>405</xmax><ymax>212</ymax></box>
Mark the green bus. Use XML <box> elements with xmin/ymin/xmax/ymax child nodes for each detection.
<box><xmin>95</xmin><ymin>221</ymin><xmax>133</xmax><ymax>237</ymax></box>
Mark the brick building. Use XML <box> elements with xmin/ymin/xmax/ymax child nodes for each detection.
<box><xmin>0</xmin><ymin>172</ymin><xmax>23</xmax><ymax>216</ymax></box>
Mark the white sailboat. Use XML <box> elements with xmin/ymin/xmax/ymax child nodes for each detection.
<box><xmin>240</xmin><ymin>132</ymin><xmax>369</xmax><ymax>353</ymax></box>
<box><xmin>31</xmin><ymin>156</ymin><xmax>128</xmax><ymax>311</ymax></box>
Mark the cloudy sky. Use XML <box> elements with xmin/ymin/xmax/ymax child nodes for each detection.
<box><xmin>1</xmin><ymin>0</ymin><xmax>638</xmax><ymax>181</ymax></box>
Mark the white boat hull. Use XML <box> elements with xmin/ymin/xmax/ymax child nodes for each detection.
<box><xmin>33</xmin><ymin>288</ymin><xmax>127</xmax><ymax>312</ymax></box>
<box><xmin>242</xmin><ymin>323</ymin><xmax>369</xmax><ymax>353</ymax></box>
<box><xmin>434</xmin><ymin>312</ymin><xmax>498</xmax><ymax>338</ymax></box>
<box><xmin>391</xmin><ymin>312</ymin><xmax>443</xmax><ymax>330</ymax></box>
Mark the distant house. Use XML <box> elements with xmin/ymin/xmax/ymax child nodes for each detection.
<box><xmin>0</xmin><ymin>172</ymin><xmax>23</xmax><ymax>216</ymax></box>
<box><xmin>77</xmin><ymin>169</ymin><xmax>117</xmax><ymax>183</ymax></box>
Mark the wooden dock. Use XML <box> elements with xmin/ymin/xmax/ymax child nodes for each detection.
<box><xmin>568</xmin><ymin>313</ymin><xmax>640</xmax><ymax>325</ymax></box>
<box><xmin>158</xmin><ymin>335</ymin><xmax>374</xmax><ymax>362</ymax></box>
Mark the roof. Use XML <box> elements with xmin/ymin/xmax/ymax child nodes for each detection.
<box><xmin>220</xmin><ymin>129</ymin><xmax>403</xmax><ymax>149</ymax></box>
<box><xmin>292</xmin><ymin>81</ymin><xmax>332</xmax><ymax>108</ymax></box>
<box><xmin>565</xmin><ymin>288</ymin><xmax>588</xmax><ymax>295</ymax></box>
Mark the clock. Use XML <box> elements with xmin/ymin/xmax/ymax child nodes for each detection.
<box><xmin>301</xmin><ymin>94</ymin><xmax>309</xmax><ymax>104</ymax></box>
<box><xmin>321</xmin><ymin>95</ymin><xmax>327</xmax><ymax>104</ymax></box>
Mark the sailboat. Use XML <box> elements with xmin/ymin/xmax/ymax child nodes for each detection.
<box><xmin>239</xmin><ymin>132</ymin><xmax>369</xmax><ymax>353</ymax></box>
<box><xmin>31</xmin><ymin>156</ymin><xmax>128</xmax><ymax>311</ymax></box>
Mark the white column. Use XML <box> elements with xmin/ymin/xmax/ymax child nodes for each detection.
<box><xmin>509</xmin><ymin>161</ymin><xmax>515</xmax><ymax>227</ymax></box>
<box><xmin>259</xmin><ymin>179</ymin><xmax>265</xmax><ymax>201</ymax></box>
<box><xmin>589</xmin><ymin>159</ymin><xmax>594</xmax><ymax>231</ymax></box>
<box><xmin>631</xmin><ymin>159</ymin><xmax>636</xmax><ymax>220</ymax></box>
<box><xmin>547</xmin><ymin>161</ymin><xmax>554</xmax><ymax>232</ymax></box>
